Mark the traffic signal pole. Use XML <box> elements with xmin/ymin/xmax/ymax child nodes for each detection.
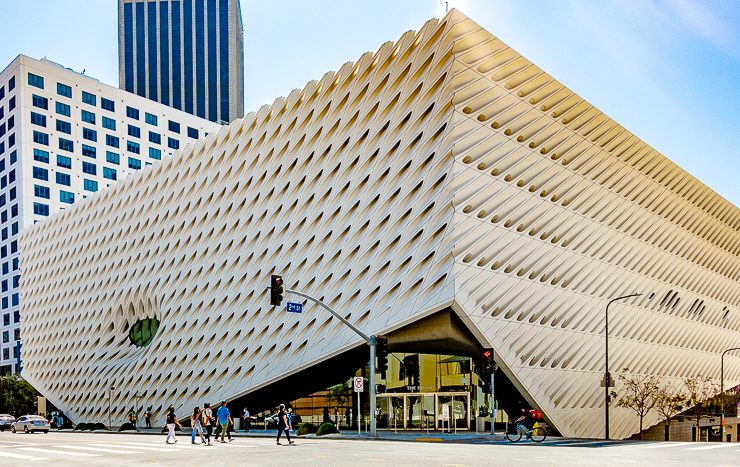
<box><xmin>283</xmin><ymin>288</ymin><xmax>377</xmax><ymax>437</ymax></box>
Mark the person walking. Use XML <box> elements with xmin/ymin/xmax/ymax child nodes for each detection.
<box><xmin>144</xmin><ymin>406</ymin><xmax>153</xmax><ymax>429</ymax></box>
<box><xmin>165</xmin><ymin>406</ymin><xmax>182</xmax><ymax>444</ymax></box>
<box><xmin>190</xmin><ymin>406</ymin><xmax>205</xmax><ymax>444</ymax></box>
<box><xmin>216</xmin><ymin>401</ymin><xmax>233</xmax><ymax>443</ymax></box>
<box><xmin>276</xmin><ymin>404</ymin><xmax>294</xmax><ymax>445</ymax></box>
<box><xmin>243</xmin><ymin>407</ymin><xmax>250</xmax><ymax>432</ymax></box>
<box><xmin>287</xmin><ymin>408</ymin><xmax>294</xmax><ymax>432</ymax></box>
<box><xmin>128</xmin><ymin>407</ymin><xmax>138</xmax><ymax>429</ymax></box>
<box><xmin>202</xmin><ymin>403</ymin><xmax>213</xmax><ymax>445</ymax></box>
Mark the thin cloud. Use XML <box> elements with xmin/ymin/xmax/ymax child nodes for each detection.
<box><xmin>667</xmin><ymin>0</ymin><xmax>738</xmax><ymax>54</ymax></box>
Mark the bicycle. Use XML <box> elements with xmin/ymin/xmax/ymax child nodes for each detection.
<box><xmin>505</xmin><ymin>420</ymin><xmax>547</xmax><ymax>443</ymax></box>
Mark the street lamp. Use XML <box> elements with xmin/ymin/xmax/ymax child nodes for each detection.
<box><xmin>135</xmin><ymin>391</ymin><xmax>142</xmax><ymax>431</ymax></box>
<box><xmin>720</xmin><ymin>347</ymin><xmax>740</xmax><ymax>442</ymax></box>
<box><xmin>604</xmin><ymin>293</ymin><xmax>641</xmax><ymax>440</ymax></box>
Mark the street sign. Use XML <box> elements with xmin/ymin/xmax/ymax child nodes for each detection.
<box><xmin>442</xmin><ymin>404</ymin><xmax>450</xmax><ymax>421</ymax></box>
<box><xmin>600</xmin><ymin>373</ymin><xmax>615</xmax><ymax>387</ymax></box>
<box><xmin>286</xmin><ymin>302</ymin><xmax>303</xmax><ymax>313</ymax></box>
<box><xmin>354</xmin><ymin>376</ymin><xmax>364</xmax><ymax>393</ymax></box>
<box><xmin>107</xmin><ymin>386</ymin><xmax>115</xmax><ymax>399</ymax></box>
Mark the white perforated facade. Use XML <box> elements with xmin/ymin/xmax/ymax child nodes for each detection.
<box><xmin>19</xmin><ymin>10</ymin><xmax>740</xmax><ymax>439</ymax></box>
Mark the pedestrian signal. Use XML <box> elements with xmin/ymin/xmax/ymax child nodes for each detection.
<box><xmin>270</xmin><ymin>275</ymin><xmax>284</xmax><ymax>306</ymax></box>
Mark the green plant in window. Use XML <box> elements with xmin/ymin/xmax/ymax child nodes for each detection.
<box><xmin>129</xmin><ymin>318</ymin><xmax>159</xmax><ymax>347</ymax></box>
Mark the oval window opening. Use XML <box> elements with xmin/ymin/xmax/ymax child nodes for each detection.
<box><xmin>129</xmin><ymin>318</ymin><xmax>159</xmax><ymax>347</ymax></box>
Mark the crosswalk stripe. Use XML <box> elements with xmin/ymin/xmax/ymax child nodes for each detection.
<box><xmin>686</xmin><ymin>444</ymin><xmax>734</xmax><ymax>450</ymax></box>
<box><xmin>640</xmin><ymin>442</ymin><xmax>693</xmax><ymax>448</ymax></box>
<box><xmin>0</xmin><ymin>451</ymin><xmax>47</xmax><ymax>461</ymax></box>
<box><xmin>94</xmin><ymin>443</ymin><xmax>177</xmax><ymax>452</ymax></box>
<box><xmin>55</xmin><ymin>445</ymin><xmax>142</xmax><ymax>454</ymax></box>
<box><xmin>17</xmin><ymin>447</ymin><xmax>101</xmax><ymax>457</ymax></box>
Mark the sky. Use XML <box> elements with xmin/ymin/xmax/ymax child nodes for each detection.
<box><xmin>1</xmin><ymin>0</ymin><xmax>739</xmax><ymax>206</ymax></box>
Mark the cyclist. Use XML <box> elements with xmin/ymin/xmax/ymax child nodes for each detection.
<box><xmin>515</xmin><ymin>408</ymin><xmax>541</xmax><ymax>434</ymax></box>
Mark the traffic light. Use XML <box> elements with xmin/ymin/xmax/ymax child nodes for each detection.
<box><xmin>481</xmin><ymin>381</ymin><xmax>491</xmax><ymax>394</ymax></box>
<box><xmin>376</xmin><ymin>337</ymin><xmax>389</xmax><ymax>375</ymax></box>
<box><xmin>270</xmin><ymin>275</ymin><xmax>284</xmax><ymax>306</ymax></box>
<box><xmin>481</xmin><ymin>349</ymin><xmax>494</xmax><ymax>375</ymax></box>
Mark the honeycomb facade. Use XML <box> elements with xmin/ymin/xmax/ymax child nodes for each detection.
<box><xmin>19</xmin><ymin>10</ymin><xmax>740</xmax><ymax>438</ymax></box>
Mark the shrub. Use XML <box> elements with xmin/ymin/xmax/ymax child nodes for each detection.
<box><xmin>316</xmin><ymin>421</ymin><xmax>339</xmax><ymax>436</ymax></box>
<box><xmin>58</xmin><ymin>420</ymin><xmax>75</xmax><ymax>430</ymax></box>
<box><xmin>90</xmin><ymin>422</ymin><xmax>108</xmax><ymax>431</ymax></box>
<box><xmin>160</xmin><ymin>425</ymin><xmax>183</xmax><ymax>433</ymax></box>
<box><xmin>118</xmin><ymin>422</ymin><xmax>136</xmax><ymax>432</ymax></box>
<box><xmin>296</xmin><ymin>423</ymin><xmax>317</xmax><ymax>436</ymax></box>
<box><xmin>73</xmin><ymin>422</ymin><xmax>88</xmax><ymax>431</ymax></box>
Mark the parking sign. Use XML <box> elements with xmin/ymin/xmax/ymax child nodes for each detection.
<box><xmin>354</xmin><ymin>376</ymin><xmax>364</xmax><ymax>393</ymax></box>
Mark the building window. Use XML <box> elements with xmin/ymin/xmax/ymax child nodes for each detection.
<box><xmin>56</xmin><ymin>120</ymin><xmax>71</xmax><ymax>134</ymax></box>
<box><xmin>106</xmin><ymin>134</ymin><xmax>120</xmax><ymax>148</ymax></box>
<box><xmin>128</xmin><ymin>125</ymin><xmax>140</xmax><ymax>138</ymax></box>
<box><xmin>82</xmin><ymin>145</ymin><xmax>96</xmax><ymax>159</ymax></box>
<box><xmin>187</xmin><ymin>127</ymin><xmax>199</xmax><ymax>139</ymax></box>
<box><xmin>126</xmin><ymin>106</ymin><xmax>139</xmax><ymax>120</ymax></box>
<box><xmin>33</xmin><ymin>131</ymin><xmax>49</xmax><ymax>146</ymax></box>
<box><xmin>10</xmin><ymin>204</ymin><xmax>17</xmax><ymax>218</ymax></box>
<box><xmin>34</xmin><ymin>185</ymin><xmax>50</xmax><ymax>199</ymax></box>
<box><xmin>33</xmin><ymin>203</ymin><xmax>49</xmax><ymax>216</ymax></box>
<box><xmin>127</xmin><ymin>141</ymin><xmax>140</xmax><ymax>154</ymax></box>
<box><xmin>9</xmin><ymin>150</ymin><xmax>16</xmax><ymax>164</ymax></box>
<box><xmin>10</xmin><ymin>241</ymin><xmax>17</xmax><ymax>254</ymax></box>
<box><xmin>149</xmin><ymin>131</ymin><xmax>161</xmax><ymax>144</ymax></box>
<box><xmin>59</xmin><ymin>138</ymin><xmax>73</xmax><ymax>152</ymax></box>
<box><xmin>7</xmin><ymin>116</ymin><xmax>13</xmax><ymax>129</ymax></box>
<box><xmin>102</xmin><ymin>116</ymin><xmax>116</xmax><ymax>130</ymax></box>
<box><xmin>7</xmin><ymin>134</ymin><xmax>14</xmax><ymax>149</ymax></box>
<box><xmin>81</xmin><ymin>91</ymin><xmax>96</xmax><ymax>106</ymax></box>
<box><xmin>8</xmin><ymin>170</ymin><xmax>14</xmax><ymax>183</ymax></box>
<box><xmin>1</xmin><ymin>211</ymin><xmax>6</xmax><ymax>223</ymax></box>
<box><xmin>0</xmin><ymin>195</ymin><xmax>4</xmax><ymax>207</ymax></box>
<box><xmin>101</xmin><ymin>97</ymin><xmax>115</xmax><ymax>112</ymax></box>
<box><xmin>30</xmin><ymin>112</ymin><xmax>46</xmax><ymax>127</ymax></box>
<box><xmin>60</xmin><ymin>190</ymin><xmax>74</xmax><ymax>204</ymax></box>
<box><xmin>84</xmin><ymin>179</ymin><xmax>98</xmax><ymax>192</ymax></box>
<box><xmin>82</xmin><ymin>161</ymin><xmax>97</xmax><ymax>175</ymax></box>
<box><xmin>8</xmin><ymin>96</ymin><xmax>15</xmax><ymax>110</ymax></box>
<box><xmin>11</xmin><ymin>223</ymin><xmax>17</xmax><ymax>235</ymax></box>
<box><xmin>145</xmin><ymin>113</ymin><xmax>158</xmax><ymax>126</ymax></box>
<box><xmin>32</xmin><ymin>166</ymin><xmax>48</xmax><ymax>181</ymax></box>
<box><xmin>106</xmin><ymin>151</ymin><xmax>120</xmax><ymax>165</ymax></box>
<box><xmin>32</xmin><ymin>94</ymin><xmax>48</xmax><ymax>110</ymax></box>
<box><xmin>0</xmin><ymin>86</ymin><xmax>4</xmax><ymax>100</ymax></box>
<box><xmin>56</xmin><ymin>102</ymin><xmax>71</xmax><ymax>117</ymax></box>
<box><xmin>0</xmin><ymin>123</ymin><xmax>4</xmax><ymax>137</ymax></box>
<box><xmin>168</xmin><ymin>120</ymin><xmax>180</xmax><ymax>133</ymax></box>
<box><xmin>168</xmin><ymin>137</ymin><xmax>180</xmax><ymax>150</ymax></box>
<box><xmin>103</xmin><ymin>167</ymin><xmax>117</xmax><ymax>180</ymax></box>
<box><xmin>9</xmin><ymin>187</ymin><xmax>15</xmax><ymax>201</ymax></box>
<box><xmin>2</xmin><ymin>314</ymin><xmax>7</xmax><ymax>326</ymax></box>
<box><xmin>128</xmin><ymin>157</ymin><xmax>141</xmax><ymax>170</ymax></box>
<box><xmin>149</xmin><ymin>147</ymin><xmax>161</xmax><ymax>160</ymax></box>
<box><xmin>56</xmin><ymin>172</ymin><xmax>71</xmax><ymax>186</ymax></box>
<box><xmin>81</xmin><ymin>110</ymin><xmax>96</xmax><ymax>124</ymax></box>
<box><xmin>33</xmin><ymin>149</ymin><xmax>49</xmax><ymax>163</ymax></box>
<box><xmin>57</xmin><ymin>155</ymin><xmax>72</xmax><ymax>169</ymax></box>
<box><xmin>28</xmin><ymin>73</ymin><xmax>44</xmax><ymax>89</ymax></box>
<box><xmin>57</xmin><ymin>82</ymin><xmax>72</xmax><ymax>98</ymax></box>
<box><xmin>8</xmin><ymin>76</ymin><xmax>14</xmax><ymax>91</ymax></box>
<box><xmin>0</xmin><ymin>142</ymin><xmax>5</xmax><ymax>155</ymax></box>
<box><xmin>11</xmin><ymin>294</ymin><xmax>18</xmax><ymax>307</ymax></box>
<box><xmin>83</xmin><ymin>128</ymin><xmax>97</xmax><ymax>142</ymax></box>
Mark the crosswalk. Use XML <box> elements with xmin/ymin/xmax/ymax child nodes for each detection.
<box><xmin>0</xmin><ymin>437</ymin><xmax>240</xmax><ymax>464</ymax></box>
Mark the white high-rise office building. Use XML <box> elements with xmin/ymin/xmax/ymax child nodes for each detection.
<box><xmin>0</xmin><ymin>54</ymin><xmax>221</xmax><ymax>375</ymax></box>
<box><xmin>118</xmin><ymin>0</ymin><xmax>245</xmax><ymax>124</ymax></box>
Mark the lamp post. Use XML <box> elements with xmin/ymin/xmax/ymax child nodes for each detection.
<box><xmin>604</xmin><ymin>293</ymin><xmax>641</xmax><ymax>440</ymax></box>
<box><xmin>135</xmin><ymin>391</ymin><xmax>141</xmax><ymax>431</ymax></box>
<box><xmin>720</xmin><ymin>347</ymin><xmax>740</xmax><ymax>442</ymax></box>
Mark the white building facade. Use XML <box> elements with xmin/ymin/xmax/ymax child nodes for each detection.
<box><xmin>0</xmin><ymin>55</ymin><xmax>221</xmax><ymax>375</ymax></box>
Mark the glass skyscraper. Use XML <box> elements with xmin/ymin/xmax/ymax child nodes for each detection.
<box><xmin>118</xmin><ymin>0</ymin><xmax>244</xmax><ymax>124</ymax></box>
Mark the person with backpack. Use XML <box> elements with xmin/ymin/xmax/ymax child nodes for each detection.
<box><xmin>190</xmin><ymin>406</ymin><xmax>205</xmax><ymax>444</ymax></box>
<box><xmin>202</xmin><ymin>403</ymin><xmax>213</xmax><ymax>445</ymax></box>
<box><xmin>128</xmin><ymin>407</ymin><xmax>138</xmax><ymax>429</ymax></box>
<box><xmin>216</xmin><ymin>401</ymin><xmax>233</xmax><ymax>443</ymax></box>
<box><xmin>243</xmin><ymin>407</ymin><xmax>250</xmax><ymax>432</ymax></box>
<box><xmin>165</xmin><ymin>406</ymin><xmax>182</xmax><ymax>444</ymax></box>
<box><xmin>144</xmin><ymin>406</ymin><xmax>153</xmax><ymax>429</ymax></box>
<box><xmin>276</xmin><ymin>404</ymin><xmax>294</xmax><ymax>445</ymax></box>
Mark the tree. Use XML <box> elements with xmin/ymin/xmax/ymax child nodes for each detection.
<box><xmin>683</xmin><ymin>375</ymin><xmax>719</xmax><ymax>441</ymax></box>
<box><xmin>613</xmin><ymin>373</ymin><xmax>661</xmax><ymax>440</ymax></box>
<box><xmin>655</xmin><ymin>384</ymin><xmax>686</xmax><ymax>441</ymax></box>
<box><xmin>0</xmin><ymin>375</ymin><xmax>38</xmax><ymax>417</ymax></box>
<box><xmin>325</xmin><ymin>382</ymin><xmax>351</xmax><ymax>407</ymax></box>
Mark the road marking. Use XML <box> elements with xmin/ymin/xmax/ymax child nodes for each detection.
<box><xmin>55</xmin><ymin>445</ymin><xmax>143</xmax><ymax>454</ymax></box>
<box><xmin>17</xmin><ymin>447</ymin><xmax>101</xmax><ymax>457</ymax></box>
<box><xmin>442</xmin><ymin>464</ymin><xmax>465</xmax><ymax>466</ymax></box>
<box><xmin>687</xmin><ymin>444</ymin><xmax>734</xmax><ymax>450</ymax></box>
<box><xmin>94</xmin><ymin>443</ymin><xmax>175</xmax><ymax>452</ymax></box>
<box><xmin>368</xmin><ymin>459</ymin><xmax>390</xmax><ymax>462</ymax></box>
<box><xmin>0</xmin><ymin>450</ymin><xmax>47</xmax><ymax>461</ymax></box>
<box><xmin>640</xmin><ymin>442</ymin><xmax>693</xmax><ymax>448</ymax></box>
<box><xmin>417</xmin><ymin>438</ymin><xmax>443</xmax><ymax>442</ymax></box>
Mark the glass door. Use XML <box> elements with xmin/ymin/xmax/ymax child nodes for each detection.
<box><xmin>390</xmin><ymin>396</ymin><xmax>404</xmax><ymax>431</ymax></box>
<box><xmin>376</xmin><ymin>396</ymin><xmax>389</xmax><ymax>429</ymax></box>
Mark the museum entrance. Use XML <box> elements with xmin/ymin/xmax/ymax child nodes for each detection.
<box><xmin>376</xmin><ymin>392</ymin><xmax>470</xmax><ymax>431</ymax></box>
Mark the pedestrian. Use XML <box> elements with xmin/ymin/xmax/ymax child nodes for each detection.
<box><xmin>322</xmin><ymin>407</ymin><xmax>330</xmax><ymax>423</ymax></box>
<box><xmin>128</xmin><ymin>406</ymin><xmax>138</xmax><ymax>429</ymax></box>
<box><xmin>144</xmin><ymin>406</ymin><xmax>152</xmax><ymax>429</ymax></box>
<box><xmin>287</xmin><ymin>408</ymin><xmax>294</xmax><ymax>431</ymax></box>
<box><xmin>191</xmin><ymin>406</ymin><xmax>205</xmax><ymax>444</ymax></box>
<box><xmin>276</xmin><ymin>403</ymin><xmax>294</xmax><ymax>445</ymax></box>
<box><xmin>243</xmin><ymin>407</ymin><xmax>250</xmax><ymax>432</ymax></box>
<box><xmin>165</xmin><ymin>406</ymin><xmax>182</xmax><ymax>444</ymax></box>
<box><xmin>334</xmin><ymin>407</ymin><xmax>339</xmax><ymax>426</ymax></box>
<box><xmin>202</xmin><ymin>403</ymin><xmax>213</xmax><ymax>445</ymax></box>
<box><xmin>216</xmin><ymin>401</ymin><xmax>233</xmax><ymax>443</ymax></box>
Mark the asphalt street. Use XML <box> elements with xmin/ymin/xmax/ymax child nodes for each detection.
<box><xmin>2</xmin><ymin>431</ymin><xmax>740</xmax><ymax>466</ymax></box>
